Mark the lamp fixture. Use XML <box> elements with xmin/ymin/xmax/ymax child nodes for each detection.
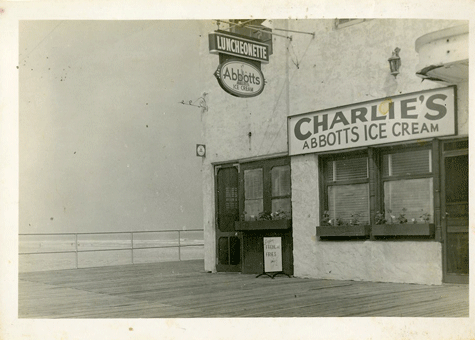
<box><xmin>388</xmin><ymin>47</ymin><xmax>401</xmax><ymax>78</ymax></box>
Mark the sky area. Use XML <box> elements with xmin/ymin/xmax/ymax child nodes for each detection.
<box><xmin>19</xmin><ymin>20</ymin><xmax>208</xmax><ymax>233</ymax></box>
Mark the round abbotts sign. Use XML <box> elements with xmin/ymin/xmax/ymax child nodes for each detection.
<box><xmin>214</xmin><ymin>60</ymin><xmax>265</xmax><ymax>98</ymax></box>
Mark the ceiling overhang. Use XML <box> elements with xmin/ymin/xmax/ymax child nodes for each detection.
<box><xmin>415</xmin><ymin>24</ymin><xmax>468</xmax><ymax>84</ymax></box>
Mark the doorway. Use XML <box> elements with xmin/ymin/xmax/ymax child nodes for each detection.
<box><xmin>215</xmin><ymin>165</ymin><xmax>241</xmax><ymax>272</ymax></box>
<box><xmin>441</xmin><ymin>139</ymin><xmax>469</xmax><ymax>283</ymax></box>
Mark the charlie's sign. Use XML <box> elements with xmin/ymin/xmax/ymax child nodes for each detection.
<box><xmin>214</xmin><ymin>59</ymin><xmax>265</xmax><ymax>98</ymax></box>
<box><xmin>209</xmin><ymin>31</ymin><xmax>269</xmax><ymax>64</ymax></box>
<box><xmin>288</xmin><ymin>87</ymin><xmax>456</xmax><ymax>155</ymax></box>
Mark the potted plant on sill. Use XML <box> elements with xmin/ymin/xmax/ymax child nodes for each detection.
<box><xmin>316</xmin><ymin>212</ymin><xmax>371</xmax><ymax>238</ymax></box>
<box><xmin>371</xmin><ymin>208</ymin><xmax>435</xmax><ymax>237</ymax></box>
<box><xmin>234</xmin><ymin>210</ymin><xmax>292</xmax><ymax>231</ymax></box>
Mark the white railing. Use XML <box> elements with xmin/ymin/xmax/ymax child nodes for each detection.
<box><xmin>19</xmin><ymin>229</ymin><xmax>204</xmax><ymax>272</ymax></box>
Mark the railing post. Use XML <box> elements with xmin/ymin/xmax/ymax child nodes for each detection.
<box><xmin>75</xmin><ymin>233</ymin><xmax>78</xmax><ymax>269</ymax></box>
<box><xmin>131</xmin><ymin>232</ymin><xmax>134</xmax><ymax>264</ymax></box>
<box><xmin>178</xmin><ymin>231</ymin><xmax>181</xmax><ymax>261</ymax></box>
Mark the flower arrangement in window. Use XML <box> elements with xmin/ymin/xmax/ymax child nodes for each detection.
<box><xmin>375</xmin><ymin>208</ymin><xmax>431</xmax><ymax>225</ymax></box>
<box><xmin>420</xmin><ymin>209</ymin><xmax>431</xmax><ymax>223</ymax></box>
<box><xmin>321</xmin><ymin>211</ymin><xmax>364</xmax><ymax>227</ymax></box>
<box><xmin>317</xmin><ymin>211</ymin><xmax>370</xmax><ymax>238</ymax></box>
<box><xmin>374</xmin><ymin>211</ymin><xmax>387</xmax><ymax>225</ymax></box>
<box><xmin>241</xmin><ymin>210</ymin><xmax>291</xmax><ymax>221</ymax></box>
<box><xmin>375</xmin><ymin>208</ymin><xmax>407</xmax><ymax>224</ymax></box>
<box><xmin>258</xmin><ymin>210</ymin><xmax>291</xmax><ymax>220</ymax></box>
<box><xmin>236</xmin><ymin>210</ymin><xmax>292</xmax><ymax>231</ymax></box>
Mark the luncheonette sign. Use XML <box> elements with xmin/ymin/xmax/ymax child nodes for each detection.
<box><xmin>209</xmin><ymin>31</ymin><xmax>269</xmax><ymax>64</ymax></box>
<box><xmin>214</xmin><ymin>59</ymin><xmax>265</xmax><ymax>98</ymax></box>
<box><xmin>263</xmin><ymin>237</ymin><xmax>282</xmax><ymax>273</ymax></box>
<box><xmin>288</xmin><ymin>86</ymin><xmax>456</xmax><ymax>155</ymax></box>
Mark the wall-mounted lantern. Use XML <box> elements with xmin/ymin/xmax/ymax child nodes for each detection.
<box><xmin>388</xmin><ymin>47</ymin><xmax>401</xmax><ymax>78</ymax></box>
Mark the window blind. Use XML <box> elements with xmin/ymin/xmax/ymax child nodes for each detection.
<box><xmin>383</xmin><ymin>150</ymin><xmax>431</xmax><ymax>177</ymax></box>
<box><xmin>326</xmin><ymin>157</ymin><xmax>368</xmax><ymax>182</ymax></box>
<box><xmin>328</xmin><ymin>183</ymin><xmax>370</xmax><ymax>224</ymax></box>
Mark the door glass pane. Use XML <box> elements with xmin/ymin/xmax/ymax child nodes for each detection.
<box><xmin>445</xmin><ymin>155</ymin><xmax>468</xmax><ymax>203</ymax></box>
<box><xmin>217</xmin><ymin>167</ymin><xmax>239</xmax><ymax>232</ymax></box>
<box><xmin>218</xmin><ymin>237</ymin><xmax>229</xmax><ymax>265</ymax></box>
<box><xmin>447</xmin><ymin>233</ymin><xmax>469</xmax><ymax>274</ymax></box>
<box><xmin>229</xmin><ymin>236</ymin><xmax>241</xmax><ymax>265</ymax></box>
<box><xmin>384</xmin><ymin>178</ymin><xmax>433</xmax><ymax>223</ymax></box>
<box><xmin>328</xmin><ymin>183</ymin><xmax>369</xmax><ymax>224</ymax></box>
<box><xmin>271</xmin><ymin>165</ymin><xmax>290</xmax><ymax>196</ymax></box>
<box><xmin>244</xmin><ymin>168</ymin><xmax>263</xmax><ymax>220</ymax></box>
<box><xmin>444</xmin><ymin>154</ymin><xmax>469</xmax><ymax>278</ymax></box>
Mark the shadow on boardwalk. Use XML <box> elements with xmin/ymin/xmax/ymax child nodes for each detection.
<box><xmin>19</xmin><ymin>260</ymin><xmax>468</xmax><ymax>318</ymax></box>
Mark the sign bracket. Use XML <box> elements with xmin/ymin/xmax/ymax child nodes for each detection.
<box><xmin>216</xmin><ymin>20</ymin><xmax>292</xmax><ymax>40</ymax></box>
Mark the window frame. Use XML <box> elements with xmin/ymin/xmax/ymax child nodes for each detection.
<box><xmin>379</xmin><ymin>144</ymin><xmax>434</xmax><ymax>222</ymax></box>
<box><xmin>319</xmin><ymin>141</ymin><xmax>439</xmax><ymax>236</ymax></box>
<box><xmin>239</xmin><ymin>157</ymin><xmax>291</xmax><ymax>220</ymax></box>
<box><xmin>334</xmin><ymin>18</ymin><xmax>368</xmax><ymax>29</ymax></box>
<box><xmin>320</xmin><ymin>150</ymin><xmax>371</xmax><ymax>225</ymax></box>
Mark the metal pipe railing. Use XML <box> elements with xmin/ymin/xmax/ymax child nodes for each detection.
<box><xmin>19</xmin><ymin>229</ymin><xmax>204</xmax><ymax>269</ymax></box>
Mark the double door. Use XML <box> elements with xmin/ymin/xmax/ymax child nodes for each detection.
<box><xmin>214</xmin><ymin>157</ymin><xmax>293</xmax><ymax>273</ymax></box>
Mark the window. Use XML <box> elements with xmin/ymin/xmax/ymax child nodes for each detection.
<box><xmin>244</xmin><ymin>168</ymin><xmax>263</xmax><ymax>220</ymax></box>
<box><xmin>382</xmin><ymin>148</ymin><xmax>433</xmax><ymax>223</ymax></box>
<box><xmin>242</xmin><ymin>157</ymin><xmax>291</xmax><ymax>221</ymax></box>
<box><xmin>322</xmin><ymin>153</ymin><xmax>370</xmax><ymax>225</ymax></box>
<box><xmin>334</xmin><ymin>18</ymin><xmax>367</xmax><ymax>29</ymax></box>
<box><xmin>320</xmin><ymin>144</ymin><xmax>435</xmax><ymax>228</ymax></box>
<box><xmin>271</xmin><ymin>165</ymin><xmax>291</xmax><ymax>214</ymax></box>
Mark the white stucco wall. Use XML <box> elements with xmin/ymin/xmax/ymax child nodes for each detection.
<box><xmin>199</xmin><ymin>19</ymin><xmax>468</xmax><ymax>281</ymax></box>
<box><xmin>199</xmin><ymin>20</ymin><xmax>292</xmax><ymax>272</ymax></box>
<box><xmin>291</xmin><ymin>154</ymin><xmax>443</xmax><ymax>285</ymax></box>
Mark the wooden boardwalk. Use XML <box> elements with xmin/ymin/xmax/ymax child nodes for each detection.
<box><xmin>19</xmin><ymin>260</ymin><xmax>469</xmax><ymax>318</ymax></box>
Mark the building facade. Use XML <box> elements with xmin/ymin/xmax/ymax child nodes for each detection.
<box><xmin>198</xmin><ymin>19</ymin><xmax>469</xmax><ymax>285</ymax></box>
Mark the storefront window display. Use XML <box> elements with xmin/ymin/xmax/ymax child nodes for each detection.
<box><xmin>319</xmin><ymin>143</ymin><xmax>435</xmax><ymax>237</ymax></box>
<box><xmin>382</xmin><ymin>148</ymin><xmax>434</xmax><ymax>224</ymax></box>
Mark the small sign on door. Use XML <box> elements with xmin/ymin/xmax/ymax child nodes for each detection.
<box><xmin>263</xmin><ymin>237</ymin><xmax>282</xmax><ymax>273</ymax></box>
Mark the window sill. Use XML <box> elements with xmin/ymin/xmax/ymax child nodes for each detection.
<box><xmin>316</xmin><ymin>224</ymin><xmax>436</xmax><ymax>240</ymax></box>
<box><xmin>316</xmin><ymin>225</ymin><xmax>371</xmax><ymax>238</ymax></box>
<box><xmin>235</xmin><ymin>219</ymin><xmax>292</xmax><ymax>231</ymax></box>
<box><xmin>371</xmin><ymin>223</ymin><xmax>435</xmax><ymax>237</ymax></box>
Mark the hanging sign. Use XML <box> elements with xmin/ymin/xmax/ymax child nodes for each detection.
<box><xmin>288</xmin><ymin>86</ymin><xmax>456</xmax><ymax>156</ymax></box>
<box><xmin>214</xmin><ymin>59</ymin><xmax>265</xmax><ymax>98</ymax></box>
<box><xmin>209</xmin><ymin>31</ymin><xmax>269</xmax><ymax>64</ymax></box>
<box><xmin>263</xmin><ymin>237</ymin><xmax>282</xmax><ymax>273</ymax></box>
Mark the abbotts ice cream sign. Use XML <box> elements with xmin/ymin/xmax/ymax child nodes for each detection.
<box><xmin>288</xmin><ymin>86</ymin><xmax>456</xmax><ymax>155</ymax></box>
<box><xmin>214</xmin><ymin>59</ymin><xmax>265</xmax><ymax>98</ymax></box>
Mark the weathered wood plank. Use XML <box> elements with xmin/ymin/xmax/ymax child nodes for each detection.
<box><xmin>18</xmin><ymin>260</ymin><xmax>468</xmax><ymax>318</ymax></box>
